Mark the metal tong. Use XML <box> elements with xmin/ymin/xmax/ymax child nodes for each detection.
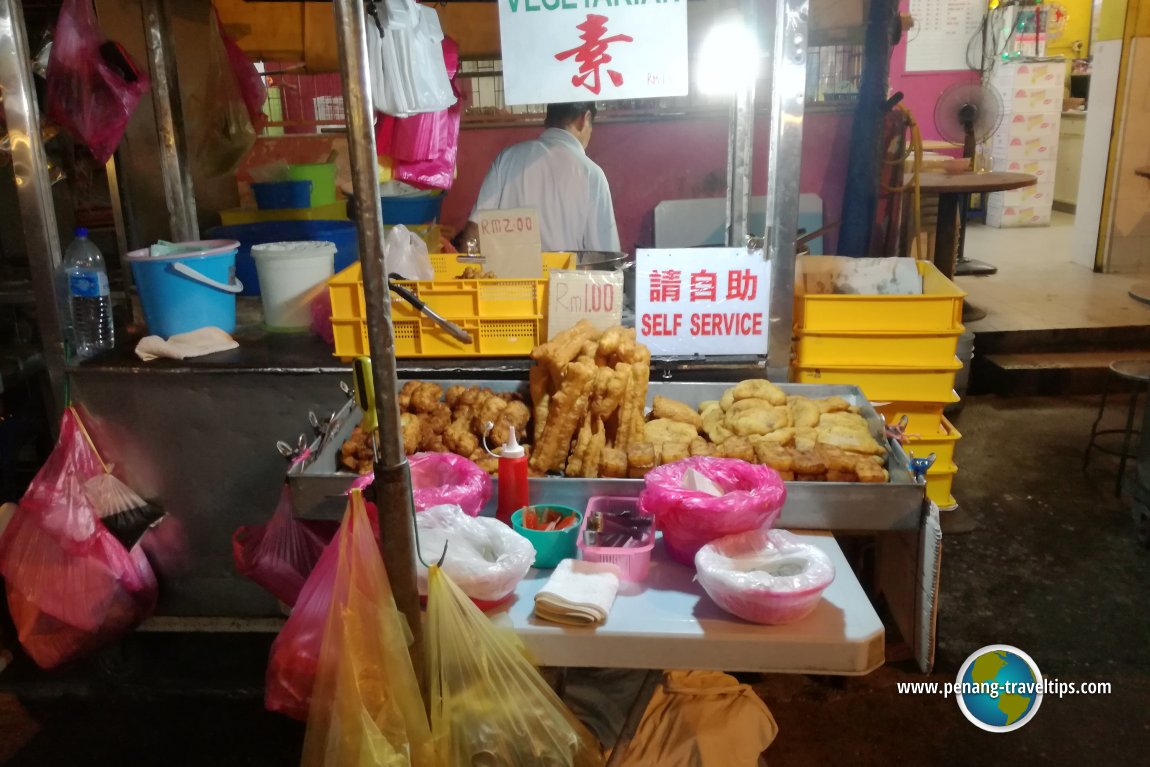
<box><xmin>387</xmin><ymin>273</ymin><xmax>473</xmax><ymax>344</ymax></box>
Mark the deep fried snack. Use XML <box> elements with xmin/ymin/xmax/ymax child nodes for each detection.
<box><xmin>600</xmin><ymin>447</ymin><xmax>628</xmax><ymax>478</ymax></box>
<box><xmin>652</xmin><ymin>396</ymin><xmax>704</xmax><ymax>429</ymax></box>
<box><xmin>529</xmin><ymin>365</ymin><xmax>550</xmax><ymax>444</ymax></box>
<box><xmin>530</xmin><ymin>358</ymin><xmax>597</xmax><ymax>472</ymax></box>
<box><xmin>399</xmin><ymin>380</ymin><xmax>421</xmax><ymax>411</ymax></box>
<box><xmin>659</xmin><ymin>441</ymin><xmax>690</xmax><ymax>465</ymax></box>
<box><xmin>581</xmin><ymin>420</ymin><xmax>607</xmax><ymax>479</ymax></box>
<box><xmin>753</xmin><ymin>442</ymin><xmax>795</xmax><ymax>473</ymax></box>
<box><xmin>719</xmin><ymin>389</ymin><xmax>735</xmax><ymax>412</ymax></box>
<box><xmin>698</xmin><ymin>400</ymin><xmax>720</xmax><ymax>414</ymax></box>
<box><xmin>644</xmin><ymin>418</ymin><xmax>699</xmax><ymax>446</ymax></box>
<box><xmin>717</xmin><ymin>436</ymin><xmax>755</xmax><ymax>462</ymax></box>
<box><xmin>578</xmin><ymin>340</ymin><xmax>600</xmax><ymax>362</ymax></box>
<box><xmin>533</xmin><ymin>320</ymin><xmax>601</xmax><ymax>383</ymax></box>
<box><xmin>732</xmin><ymin>379</ymin><xmax>787</xmax><ymax>406</ymax></box>
<box><xmin>410</xmin><ymin>382</ymin><xmax>444</xmax><ymax>414</ymax></box>
<box><xmin>592</xmin><ymin>363</ymin><xmax>630</xmax><ymax>421</ymax></box>
<box><xmin>627</xmin><ymin>442</ymin><xmax>657</xmax><ymax>478</ymax></box>
<box><xmin>614</xmin><ymin>328</ymin><xmax>640</xmax><ymax>365</ymax></box>
<box><xmin>615</xmin><ymin>348</ymin><xmax>650</xmax><ymax>451</ymax></box>
<box><xmin>749</xmin><ymin>427</ymin><xmax>796</xmax><ymax>447</ymax></box>
<box><xmin>444</xmin><ymin>385</ymin><xmax>467</xmax><ymax>409</ymax></box>
<box><xmin>816</xmin><ymin>424</ymin><xmax>885</xmax><ymax>456</ymax></box>
<box><xmin>854</xmin><ymin>459</ymin><xmax>888</xmax><ymax>483</ymax></box>
<box><xmin>726</xmin><ymin>401</ymin><xmax>791</xmax><ymax>437</ymax></box>
<box><xmin>444</xmin><ymin>415</ymin><xmax>479</xmax><ymax>459</ymax></box>
<box><xmin>795</xmin><ymin>426</ymin><xmax>818</xmax><ymax>453</ymax></box>
<box><xmin>497</xmin><ymin>391</ymin><xmax>524</xmax><ymax>403</ymax></box>
<box><xmin>458</xmin><ymin>386</ymin><xmax>491</xmax><ymax>409</ymax></box>
<box><xmin>595</xmin><ymin>326</ymin><xmax>626</xmax><ymax>366</ymax></box>
<box><xmin>566</xmin><ymin>414</ymin><xmax>595</xmax><ymax>477</ymax></box>
<box><xmin>792</xmin><ymin>449</ymin><xmax>828</xmax><ymax>476</ymax></box>
<box><xmin>473</xmin><ymin>394</ymin><xmax>509</xmax><ymax>435</ymax></box>
<box><xmin>400</xmin><ymin>412</ymin><xmax>422</xmax><ymax>455</ymax></box>
<box><xmin>474</xmin><ymin>456</ymin><xmax>499</xmax><ymax>474</ymax></box>
<box><xmin>789</xmin><ymin>397</ymin><xmax>821</xmax><ymax>429</ymax></box>
<box><xmin>690</xmin><ymin>437</ymin><xmax>715</xmax><ymax>457</ymax></box>
<box><xmin>827</xmin><ymin>469</ymin><xmax>858</xmax><ymax>483</ymax></box>
<box><xmin>815</xmin><ymin>396</ymin><xmax>852</xmax><ymax>414</ymax></box>
<box><xmin>534</xmin><ymin>392</ymin><xmax>551</xmax><ymax>447</ymax></box>
<box><xmin>702</xmin><ymin>404</ymin><xmax>734</xmax><ymax>444</ymax></box>
<box><xmin>490</xmin><ymin>400</ymin><xmax>530</xmax><ymax>447</ymax></box>
<box><xmin>419</xmin><ymin>418</ymin><xmax>446</xmax><ymax>452</ymax></box>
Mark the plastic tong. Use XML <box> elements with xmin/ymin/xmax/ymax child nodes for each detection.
<box><xmin>387</xmin><ymin>273</ymin><xmax>473</xmax><ymax>344</ymax></box>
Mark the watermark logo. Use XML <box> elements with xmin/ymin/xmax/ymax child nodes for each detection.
<box><xmin>954</xmin><ymin>645</ymin><xmax>1044</xmax><ymax>733</ymax></box>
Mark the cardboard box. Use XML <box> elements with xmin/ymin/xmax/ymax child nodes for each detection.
<box><xmin>991</xmin><ymin>60</ymin><xmax>1066</xmax><ymax>90</ymax></box>
<box><xmin>992</xmin><ymin>158</ymin><xmax>1058</xmax><ymax>184</ymax></box>
<box><xmin>547</xmin><ymin>269</ymin><xmax>624</xmax><ymax>337</ymax></box>
<box><xmin>988</xmin><ymin>181</ymin><xmax>1055</xmax><ymax>210</ymax></box>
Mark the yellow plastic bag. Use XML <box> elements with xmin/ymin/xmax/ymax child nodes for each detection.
<box><xmin>301</xmin><ymin>491</ymin><xmax>436</xmax><ymax>767</ymax></box>
<box><xmin>426</xmin><ymin>565</ymin><xmax>602</xmax><ymax>766</ymax></box>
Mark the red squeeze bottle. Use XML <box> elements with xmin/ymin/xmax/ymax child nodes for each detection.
<box><xmin>497</xmin><ymin>426</ymin><xmax>529</xmax><ymax>525</ymax></box>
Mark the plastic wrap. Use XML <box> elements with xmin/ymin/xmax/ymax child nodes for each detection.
<box><xmin>215</xmin><ymin>6</ymin><xmax>267</xmax><ymax>129</ymax></box>
<box><xmin>232</xmin><ymin>485</ymin><xmax>335</xmax><ymax>607</ymax></box>
<box><xmin>45</xmin><ymin>0</ymin><xmax>151</xmax><ymax>163</ymax></box>
<box><xmin>639</xmin><ymin>457</ymin><xmax>787</xmax><ymax>566</ymax></box>
<box><xmin>415</xmin><ymin>505</ymin><xmax>533</xmax><ymax>605</ymax></box>
<box><xmin>426</xmin><ymin>566</ymin><xmax>602</xmax><ymax>767</ymax></box>
<box><xmin>409</xmin><ymin>452</ymin><xmax>492</xmax><ymax>516</ymax></box>
<box><xmin>386</xmin><ymin>224</ymin><xmax>434</xmax><ymax>280</ymax></box>
<box><xmin>0</xmin><ymin>409</ymin><xmax>157</xmax><ymax>669</ymax></box>
<box><xmin>695</xmin><ymin>529</ymin><xmax>835</xmax><ymax>625</ymax></box>
<box><xmin>389</xmin><ymin>38</ymin><xmax>461</xmax><ymax>191</ymax></box>
<box><xmin>300</xmin><ymin>492</ymin><xmax>435</xmax><ymax>767</ymax></box>
<box><xmin>193</xmin><ymin>6</ymin><xmax>256</xmax><ymax>177</ymax></box>
<box><xmin>369</xmin><ymin>0</ymin><xmax>456</xmax><ymax>117</ymax></box>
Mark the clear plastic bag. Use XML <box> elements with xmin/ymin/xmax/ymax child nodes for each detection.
<box><xmin>193</xmin><ymin>5</ymin><xmax>256</xmax><ymax>177</ymax></box>
<box><xmin>0</xmin><ymin>409</ymin><xmax>157</xmax><ymax>669</ymax></box>
<box><xmin>214</xmin><ymin>6</ymin><xmax>267</xmax><ymax>129</ymax></box>
<box><xmin>232</xmin><ymin>485</ymin><xmax>335</xmax><ymax>607</ymax></box>
<box><xmin>369</xmin><ymin>0</ymin><xmax>455</xmax><ymax>117</ymax></box>
<box><xmin>639</xmin><ymin>457</ymin><xmax>787</xmax><ymax>566</ymax></box>
<box><xmin>45</xmin><ymin>0</ymin><xmax>151</xmax><ymax>163</ymax></box>
<box><xmin>385</xmin><ymin>224</ymin><xmax>434</xmax><ymax>280</ymax></box>
<box><xmin>695</xmin><ymin>529</ymin><xmax>835</xmax><ymax>625</ymax></box>
<box><xmin>300</xmin><ymin>491</ymin><xmax>435</xmax><ymax>767</ymax></box>
<box><xmin>415</xmin><ymin>505</ymin><xmax>533</xmax><ymax>605</ymax></box>
<box><xmin>409</xmin><ymin>452</ymin><xmax>492</xmax><ymax>516</ymax></box>
<box><xmin>427</xmin><ymin>565</ymin><xmax>602</xmax><ymax>766</ymax></box>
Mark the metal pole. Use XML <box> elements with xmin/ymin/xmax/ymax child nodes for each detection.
<box><xmin>725</xmin><ymin>0</ymin><xmax>758</xmax><ymax>246</ymax></box>
<box><xmin>332</xmin><ymin>0</ymin><xmax>424</xmax><ymax>684</ymax></box>
<box><xmin>141</xmin><ymin>0</ymin><xmax>198</xmax><ymax>242</ymax></box>
<box><xmin>764</xmin><ymin>0</ymin><xmax>808</xmax><ymax>382</ymax></box>
<box><xmin>0</xmin><ymin>0</ymin><xmax>65</xmax><ymax>408</ymax></box>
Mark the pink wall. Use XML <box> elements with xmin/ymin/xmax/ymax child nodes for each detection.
<box><xmin>888</xmin><ymin>0</ymin><xmax>980</xmax><ymax>142</ymax></box>
<box><xmin>442</xmin><ymin>109</ymin><xmax>854</xmax><ymax>254</ymax></box>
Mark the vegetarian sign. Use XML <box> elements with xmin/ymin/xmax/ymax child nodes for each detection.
<box><xmin>497</xmin><ymin>0</ymin><xmax>689</xmax><ymax>105</ymax></box>
<box><xmin>636</xmin><ymin>249</ymin><xmax>771</xmax><ymax>357</ymax></box>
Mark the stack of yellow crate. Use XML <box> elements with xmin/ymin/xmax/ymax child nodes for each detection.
<box><xmin>792</xmin><ymin>259</ymin><xmax>965</xmax><ymax>508</ymax></box>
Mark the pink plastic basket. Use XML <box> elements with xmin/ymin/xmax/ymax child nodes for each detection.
<box><xmin>577</xmin><ymin>496</ymin><xmax>654</xmax><ymax>582</ymax></box>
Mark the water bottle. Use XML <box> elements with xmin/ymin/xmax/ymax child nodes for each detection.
<box><xmin>64</xmin><ymin>227</ymin><xmax>114</xmax><ymax>358</ymax></box>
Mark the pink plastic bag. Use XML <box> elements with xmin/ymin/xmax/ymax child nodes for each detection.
<box><xmin>0</xmin><ymin>409</ymin><xmax>157</xmax><ymax>669</ymax></box>
<box><xmin>214</xmin><ymin>6</ymin><xmax>267</xmax><ymax>129</ymax></box>
<box><xmin>640</xmin><ymin>457</ymin><xmax>787</xmax><ymax>566</ymax></box>
<box><xmin>384</xmin><ymin>38</ymin><xmax>462</xmax><ymax>191</ymax></box>
<box><xmin>409</xmin><ymin>452</ymin><xmax>492</xmax><ymax>516</ymax></box>
<box><xmin>45</xmin><ymin>0</ymin><xmax>151</xmax><ymax>163</ymax></box>
<box><xmin>232</xmin><ymin>485</ymin><xmax>335</xmax><ymax>607</ymax></box>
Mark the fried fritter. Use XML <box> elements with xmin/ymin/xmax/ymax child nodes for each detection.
<box><xmin>591</xmin><ymin>363</ymin><xmax>630</xmax><ymax>421</ymax></box>
<box><xmin>399</xmin><ymin>380</ymin><xmax>421</xmax><ymax>411</ymax></box>
<box><xmin>753</xmin><ymin>442</ymin><xmax>794</xmax><ymax>473</ymax></box>
<box><xmin>795</xmin><ymin>426</ymin><xmax>818</xmax><ymax>452</ymax></box>
<box><xmin>749</xmin><ymin>427</ymin><xmax>796</xmax><ymax>447</ymax></box>
<box><xmin>627</xmin><ymin>442</ymin><xmax>657</xmax><ymax>478</ymax></box>
<box><xmin>702</xmin><ymin>404</ymin><xmax>734</xmax><ymax>444</ymax></box>
<box><xmin>581</xmin><ymin>420</ymin><xmax>607</xmax><ymax>479</ymax></box>
<box><xmin>732</xmin><ymin>379</ymin><xmax>787</xmax><ymax>406</ymax></box>
<box><xmin>659</xmin><ymin>441</ymin><xmax>690</xmax><ymax>465</ymax></box>
<box><xmin>652</xmin><ymin>396</ymin><xmax>704</xmax><ymax>429</ymax></box>
<box><xmin>444</xmin><ymin>415</ymin><xmax>479</xmax><ymax>459</ymax></box>
<box><xmin>717</xmin><ymin>436</ymin><xmax>755</xmax><ymax>462</ymax></box>
<box><xmin>530</xmin><ymin>358</ymin><xmax>597</xmax><ymax>473</ymax></box>
<box><xmin>566</xmin><ymin>414</ymin><xmax>594</xmax><ymax>477</ymax></box>
<box><xmin>444</xmin><ymin>385</ymin><xmax>467</xmax><ymax>409</ymax></box>
<box><xmin>600</xmin><ymin>447</ymin><xmax>628</xmax><ymax>478</ymax></box>
<box><xmin>690</xmin><ymin>438</ymin><xmax>715</xmax><ymax>457</ymax></box>
<box><xmin>400</xmin><ymin>412</ymin><xmax>421</xmax><ymax>455</ymax></box>
<box><xmin>789</xmin><ymin>397</ymin><xmax>821</xmax><ymax>429</ymax></box>
<box><xmin>815</xmin><ymin>396</ymin><xmax>852</xmax><ymax>414</ymax></box>
<box><xmin>409</xmin><ymin>382</ymin><xmax>444</xmax><ymax>414</ymax></box>
<box><xmin>644</xmin><ymin>418</ymin><xmax>699</xmax><ymax>446</ymax></box>
<box><xmin>725</xmin><ymin>400</ymin><xmax>791</xmax><ymax>437</ymax></box>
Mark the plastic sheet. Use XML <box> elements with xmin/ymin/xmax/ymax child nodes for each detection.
<box><xmin>215</xmin><ymin>6</ymin><xmax>267</xmax><ymax>129</ymax></box>
<box><xmin>193</xmin><ymin>5</ymin><xmax>256</xmax><ymax>177</ymax></box>
<box><xmin>367</xmin><ymin>0</ymin><xmax>456</xmax><ymax>118</ymax></box>
<box><xmin>415</xmin><ymin>505</ymin><xmax>533</xmax><ymax>604</ymax></box>
<box><xmin>232</xmin><ymin>485</ymin><xmax>335</xmax><ymax>607</ymax></box>
<box><xmin>299</xmin><ymin>492</ymin><xmax>435</xmax><ymax>766</ymax></box>
<box><xmin>386</xmin><ymin>224</ymin><xmax>433</xmax><ymax>281</ymax></box>
<box><xmin>695</xmin><ymin>529</ymin><xmax>835</xmax><ymax>625</ymax></box>
<box><xmin>409</xmin><ymin>452</ymin><xmax>492</xmax><ymax>517</ymax></box>
<box><xmin>426</xmin><ymin>565</ymin><xmax>602</xmax><ymax>766</ymax></box>
<box><xmin>45</xmin><ymin>0</ymin><xmax>151</xmax><ymax>163</ymax></box>
<box><xmin>0</xmin><ymin>409</ymin><xmax>157</xmax><ymax>669</ymax></box>
<box><xmin>639</xmin><ymin>457</ymin><xmax>787</xmax><ymax>566</ymax></box>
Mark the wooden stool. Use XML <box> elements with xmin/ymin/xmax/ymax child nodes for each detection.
<box><xmin>1083</xmin><ymin>360</ymin><xmax>1150</xmax><ymax>497</ymax></box>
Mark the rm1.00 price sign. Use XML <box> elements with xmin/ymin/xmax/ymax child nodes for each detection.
<box><xmin>635</xmin><ymin>248</ymin><xmax>770</xmax><ymax>357</ymax></box>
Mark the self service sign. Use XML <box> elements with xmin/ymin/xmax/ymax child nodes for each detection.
<box><xmin>636</xmin><ymin>249</ymin><xmax>771</xmax><ymax>357</ymax></box>
<box><xmin>497</xmin><ymin>0</ymin><xmax>688</xmax><ymax>106</ymax></box>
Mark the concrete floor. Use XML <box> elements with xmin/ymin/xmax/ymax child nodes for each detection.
<box><xmin>2</xmin><ymin>396</ymin><xmax>1149</xmax><ymax>765</ymax></box>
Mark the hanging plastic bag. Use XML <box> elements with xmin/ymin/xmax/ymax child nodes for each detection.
<box><xmin>45</xmin><ymin>0</ymin><xmax>151</xmax><ymax>163</ymax></box>
<box><xmin>409</xmin><ymin>452</ymin><xmax>491</xmax><ymax>516</ymax></box>
<box><xmin>639</xmin><ymin>457</ymin><xmax>787</xmax><ymax>566</ymax></box>
<box><xmin>214</xmin><ymin>6</ymin><xmax>267</xmax><ymax>129</ymax></box>
<box><xmin>426</xmin><ymin>565</ymin><xmax>602</xmax><ymax>766</ymax></box>
<box><xmin>371</xmin><ymin>0</ymin><xmax>455</xmax><ymax>117</ymax></box>
<box><xmin>391</xmin><ymin>39</ymin><xmax>461</xmax><ymax>192</ymax></box>
<box><xmin>193</xmin><ymin>5</ymin><xmax>256</xmax><ymax>177</ymax></box>
<box><xmin>0</xmin><ymin>409</ymin><xmax>157</xmax><ymax>669</ymax></box>
<box><xmin>300</xmin><ymin>491</ymin><xmax>435</xmax><ymax>767</ymax></box>
<box><xmin>415</xmin><ymin>505</ymin><xmax>533</xmax><ymax>606</ymax></box>
<box><xmin>385</xmin><ymin>224</ymin><xmax>433</xmax><ymax>281</ymax></box>
<box><xmin>232</xmin><ymin>484</ymin><xmax>335</xmax><ymax>607</ymax></box>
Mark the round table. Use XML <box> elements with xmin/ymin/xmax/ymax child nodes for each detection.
<box><xmin>918</xmin><ymin>171</ymin><xmax>1037</xmax><ymax>280</ymax></box>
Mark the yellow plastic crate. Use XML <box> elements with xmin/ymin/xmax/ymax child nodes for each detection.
<box><xmin>874</xmin><ymin>394</ymin><xmax>958</xmax><ymax>434</ymax></box>
<box><xmin>925</xmin><ymin>462</ymin><xmax>958</xmax><ymax>509</ymax></box>
<box><xmin>904</xmin><ymin>416</ymin><xmax>962</xmax><ymax>467</ymax></box>
<box><xmin>219</xmin><ymin>201</ymin><xmax>349</xmax><ymax>225</ymax></box>
<box><xmin>794</xmin><ymin>327</ymin><xmax>964</xmax><ymax>367</ymax></box>
<box><xmin>794</xmin><ymin>260</ymin><xmax>965</xmax><ymax>332</ymax></box>
<box><xmin>328</xmin><ymin>252</ymin><xmax>574</xmax><ymax>359</ymax></box>
<box><xmin>792</xmin><ymin>359</ymin><xmax>962</xmax><ymax>402</ymax></box>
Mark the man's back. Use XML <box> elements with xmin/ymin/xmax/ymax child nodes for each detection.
<box><xmin>471</xmin><ymin>128</ymin><xmax>620</xmax><ymax>252</ymax></box>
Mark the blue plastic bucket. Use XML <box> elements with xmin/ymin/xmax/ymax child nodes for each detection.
<box><xmin>252</xmin><ymin>181</ymin><xmax>312</xmax><ymax>210</ymax></box>
<box><xmin>206</xmin><ymin>221</ymin><xmax>358</xmax><ymax>296</ymax></box>
<box><xmin>128</xmin><ymin>240</ymin><xmax>243</xmax><ymax>338</ymax></box>
<box><xmin>380</xmin><ymin>193</ymin><xmax>443</xmax><ymax>225</ymax></box>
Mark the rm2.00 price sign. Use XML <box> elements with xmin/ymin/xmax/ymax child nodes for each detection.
<box><xmin>635</xmin><ymin>248</ymin><xmax>770</xmax><ymax>357</ymax></box>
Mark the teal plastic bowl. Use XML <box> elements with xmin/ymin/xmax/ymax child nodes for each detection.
<box><xmin>511</xmin><ymin>506</ymin><xmax>582</xmax><ymax>569</ymax></box>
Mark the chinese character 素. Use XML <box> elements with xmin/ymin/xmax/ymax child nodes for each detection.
<box><xmin>689</xmin><ymin>270</ymin><xmax>717</xmax><ymax>302</ymax></box>
<box><xmin>726</xmin><ymin>269</ymin><xmax>758</xmax><ymax>301</ymax></box>
<box><xmin>554</xmin><ymin>13</ymin><xmax>634</xmax><ymax>96</ymax></box>
<box><xmin>649</xmin><ymin>269</ymin><xmax>682</xmax><ymax>303</ymax></box>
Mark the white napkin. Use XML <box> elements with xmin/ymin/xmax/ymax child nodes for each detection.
<box><xmin>135</xmin><ymin>327</ymin><xmax>238</xmax><ymax>361</ymax></box>
<box><xmin>534</xmin><ymin>559</ymin><xmax>621</xmax><ymax>626</ymax></box>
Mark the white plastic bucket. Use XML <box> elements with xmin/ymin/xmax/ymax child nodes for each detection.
<box><xmin>251</xmin><ymin>240</ymin><xmax>336</xmax><ymax>331</ymax></box>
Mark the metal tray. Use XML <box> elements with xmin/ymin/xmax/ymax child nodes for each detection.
<box><xmin>288</xmin><ymin>381</ymin><xmax>926</xmax><ymax>531</ymax></box>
